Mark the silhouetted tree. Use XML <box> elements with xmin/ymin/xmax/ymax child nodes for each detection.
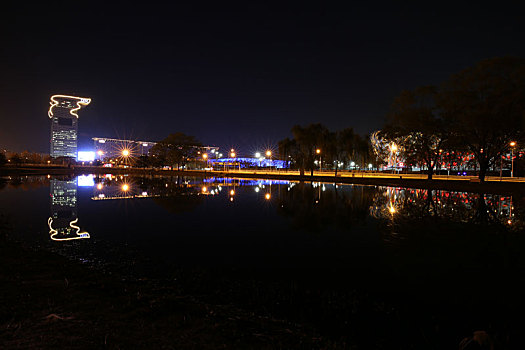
<box><xmin>383</xmin><ymin>86</ymin><xmax>447</xmax><ymax>180</ymax></box>
<box><xmin>150</xmin><ymin>132</ymin><xmax>202</xmax><ymax>169</ymax></box>
<box><xmin>0</xmin><ymin>153</ymin><xmax>7</xmax><ymax>167</ymax></box>
<box><xmin>291</xmin><ymin>124</ymin><xmax>330</xmax><ymax>176</ymax></box>
<box><xmin>8</xmin><ymin>153</ymin><xmax>22</xmax><ymax>166</ymax></box>
<box><xmin>277</xmin><ymin>137</ymin><xmax>298</xmax><ymax>170</ymax></box>
<box><xmin>438</xmin><ymin>57</ymin><xmax>525</xmax><ymax>182</ymax></box>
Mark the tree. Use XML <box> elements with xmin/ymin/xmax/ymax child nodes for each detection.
<box><xmin>438</xmin><ymin>57</ymin><xmax>525</xmax><ymax>182</ymax></box>
<box><xmin>150</xmin><ymin>132</ymin><xmax>202</xmax><ymax>170</ymax></box>
<box><xmin>0</xmin><ymin>153</ymin><xmax>7</xmax><ymax>167</ymax></box>
<box><xmin>291</xmin><ymin>124</ymin><xmax>330</xmax><ymax>176</ymax></box>
<box><xmin>9</xmin><ymin>153</ymin><xmax>22</xmax><ymax>166</ymax></box>
<box><xmin>328</xmin><ymin>128</ymin><xmax>360</xmax><ymax>176</ymax></box>
<box><xmin>383</xmin><ymin>86</ymin><xmax>446</xmax><ymax>180</ymax></box>
<box><xmin>277</xmin><ymin>137</ymin><xmax>297</xmax><ymax>171</ymax></box>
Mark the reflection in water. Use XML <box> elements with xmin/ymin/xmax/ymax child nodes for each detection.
<box><xmin>277</xmin><ymin>182</ymin><xmax>523</xmax><ymax>233</ymax></box>
<box><xmin>48</xmin><ymin>178</ymin><xmax>89</xmax><ymax>241</ymax></box>
<box><xmin>30</xmin><ymin>174</ymin><xmax>524</xmax><ymax>240</ymax></box>
<box><xmin>277</xmin><ymin>182</ymin><xmax>376</xmax><ymax>232</ymax></box>
<box><xmin>371</xmin><ymin>187</ymin><xmax>520</xmax><ymax>229</ymax></box>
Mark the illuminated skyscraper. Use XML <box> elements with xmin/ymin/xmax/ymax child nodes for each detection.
<box><xmin>49</xmin><ymin>94</ymin><xmax>91</xmax><ymax>158</ymax></box>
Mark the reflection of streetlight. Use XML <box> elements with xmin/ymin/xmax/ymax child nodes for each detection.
<box><xmin>202</xmin><ymin>186</ymin><xmax>207</xmax><ymax>193</ymax></box>
<box><xmin>230</xmin><ymin>189</ymin><xmax>235</xmax><ymax>196</ymax></box>
<box><xmin>388</xmin><ymin>203</ymin><xmax>396</xmax><ymax>215</ymax></box>
<box><xmin>510</xmin><ymin>141</ymin><xmax>517</xmax><ymax>178</ymax></box>
<box><xmin>265</xmin><ymin>193</ymin><xmax>271</xmax><ymax>200</ymax></box>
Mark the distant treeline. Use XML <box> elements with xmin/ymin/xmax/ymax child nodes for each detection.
<box><xmin>0</xmin><ymin>151</ymin><xmax>52</xmax><ymax>166</ymax></box>
<box><xmin>277</xmin><ymin>57</ymin><xmax>525</xmax><ymax>182</ymax></box>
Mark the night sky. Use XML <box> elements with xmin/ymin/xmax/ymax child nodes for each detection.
<box><xmin>1</xmin><ymin>2</ymin><xmax>524</xmax><ymax>154</ymax></box>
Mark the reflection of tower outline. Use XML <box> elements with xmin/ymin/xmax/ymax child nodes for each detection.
<box><xmin>48</xmin><ymin>217</ymin><xmax>90</xmax><ymax>241</ymax></box>
<box><xmin>48</xmin><ymin>179</ymin><xmax>90</xmax><ymax>241</ymax></box>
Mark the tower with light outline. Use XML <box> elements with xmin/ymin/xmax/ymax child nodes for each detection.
<box><xmin>49</xmin><ymin>94</ymin><xmax>91</xmax><ymax>158</ymax></box>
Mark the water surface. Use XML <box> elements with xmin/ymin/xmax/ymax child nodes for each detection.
<box><xmin>1</xmin><ymin>174</ymin><xmax>524</xmax><ymax>347</ymax></box>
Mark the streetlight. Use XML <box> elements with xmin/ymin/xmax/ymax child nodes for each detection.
<box><xmin>316</xmin><ymin>149</ymin><xmax>321</xmax><ymax>172</ymax></box>
<box><xmin>122</xmin><ymin>149</ymin><xmax>130</xmax><ymax>157</ymax></box>
<box><xmin>202</xmin><ymin>153</ymin><xmax>208</xmax><ymax>169</ymax></box>
<box><xmin>266</xmin><ymin>150</ymin><xmax>272</xmax><ymax>171</ymax></box>
<box><xmin>390</xmin><ymin>143</ymin><xmax>398</xmax><ymax>174</ymax></box>
<box><xmin>510</xmin><ymin>141</ymin><xmax>517</xmax><ymax>178</ymax></box>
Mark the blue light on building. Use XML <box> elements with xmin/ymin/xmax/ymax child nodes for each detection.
<box><xmin>209</xmin><ymin>158</ymin><xmax>288</xmax><ymax>169</ymax></box>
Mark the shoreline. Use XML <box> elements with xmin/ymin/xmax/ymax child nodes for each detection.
<box><xmin>1</xmin><ymin>165</ymin><xmax>524</xmax><ymax>195</ymax></box>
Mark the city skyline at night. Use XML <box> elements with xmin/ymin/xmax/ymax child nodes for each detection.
<box><xmin>2</xmin><ymin>3</ymin><xmax>525</xmax><ymax>154</ymax></box>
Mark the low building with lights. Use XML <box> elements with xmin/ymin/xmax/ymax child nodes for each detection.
<box><xmin>92</xmin><ymin>137</ymin><xmax>219</xmax><ymax>163</ymax></box>
<box><xmin>92</xmin><ymin>137</ymin><xmax>157</xmax><ymax>160</ymax></box>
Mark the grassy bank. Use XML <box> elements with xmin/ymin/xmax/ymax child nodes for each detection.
<box><xmin>0</xmin><ymin>240</ymin><xmax>329</xmax><ymax>349</ymax></box>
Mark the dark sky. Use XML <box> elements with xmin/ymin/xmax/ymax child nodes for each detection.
<box><xmin>1</xmin><ymin>2</ymin><xmax>524</xmax><ymax>154</ymax></box>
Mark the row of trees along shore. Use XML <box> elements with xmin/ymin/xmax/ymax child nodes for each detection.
<box><xmin>0</xmin><ymin>152</ymin><xmax>52</xmax><ymax>166</ymax></box>
<box><xmin>278</xmin><ymin>57</ymin><xmax>525</xmax><ymax>182</ymax></box>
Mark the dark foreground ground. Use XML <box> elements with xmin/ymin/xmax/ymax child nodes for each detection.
<box><xmin>0</xmin><ymin>241</ymin><xmax>331</xmax><ymax>349</ymax></box>
<box><xmin>2</xmin><ymin>238</ymin><xmax>518</xmax><ymax>350</ymax></box>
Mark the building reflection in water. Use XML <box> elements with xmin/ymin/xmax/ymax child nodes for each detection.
<box><xmin>48</xmin><ymin>178</ymin><xmax>90</xmax><ymax>241</ymax></box>
<box><xmin>369</xmin><ymin>186</ymin><xmax>517</xmax><ymax>227</ymax></box>
<box><xmin>275</xmin><ymin>182</ymin><xmax>523</xmax><ymax>233</ymax></box>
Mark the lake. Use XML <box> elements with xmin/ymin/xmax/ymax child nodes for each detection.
<box><xmin>1</xmin><ymin>174</ymin><xmax>524</xmax><ymax>348</ymax></box>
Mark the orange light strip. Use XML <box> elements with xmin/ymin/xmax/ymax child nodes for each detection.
<box><xmin>48</xmin><ymin>94</ymin><xmax>91</xmax><ymax>119</ymax></box>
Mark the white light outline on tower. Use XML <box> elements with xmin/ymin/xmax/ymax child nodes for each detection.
<box><xmin>48</xmin><ymin>94</ymin><xmax>91</xmax><ymax>119</ymax></box>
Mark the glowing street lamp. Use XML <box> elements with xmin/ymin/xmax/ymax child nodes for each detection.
<box><xmin>255</xmin><ymin>152</ymin><xmax>261</xmax><ymax>158</ymax></box>
<box><xmin>202</xmin><ymin>153</ymin><xmax>208</xmax><ymax>169</ymax></box>
<box><xmin>390</xmin><ymin>143</ymin><xmax>398</xmax><ymax>173</ymax></box>
<box><xmin>266</xmin><ymin>150</ymin><xmax>272</xmax><ymax>157</ymax></box>
<box><xmin>121</xmin><ymin>184</ymin><xmax>129</xmax><ymax>192</ymax></box>
<box><xmin>510</xmin><ymin>141</ymin><xmax>517</xmax><ymax>178</ymax></box>
<box><xmin>316</xmin><ymin>149</ymin><xmax>321</xmax><ymax>172</ymax></box>
<box><xmin>122</xmin><ymin>149</ymin><xmax>130</xmax><ymax>157</ymax></box>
